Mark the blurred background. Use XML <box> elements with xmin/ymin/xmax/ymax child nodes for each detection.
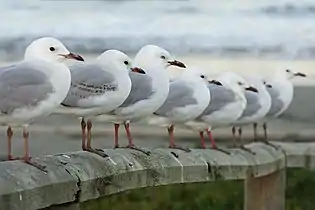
<box><xmin>2</xmin><ymin>1</ymin><xmax>315</xmax><ymax>209</ymax></box>
<box><xmin>3</xmin><ymin>0</ymin><xmax>315</xmax><ymax>60</ymax></box>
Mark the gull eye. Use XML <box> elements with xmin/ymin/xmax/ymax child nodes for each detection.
<box><xmin>286</xmin><ymin>69</ymin><xmax>290</xmax><ymax>73</ymax></box>
<box><xmin>49</xmin><ymin>47</ymin><xmax>55</xmax><ymax>52</ymax></box>
<box><xmin>160</xmin><ymin>55</ymin><xmax>166</xmax><ymax>59</ymax></box>
<box><xmin>237</xmin><ymin>82</ymin><xmax>243</xmax><ymax>85</ymax></box>
<box><xmin>124</xmin><ymin>61</ymin><xmax>129</xmax><ymax>65</ymax></box>
<box><xmin>200</xmin><ymin>75</ymin><xmax>205</xmax><ymax>79</ymax></box>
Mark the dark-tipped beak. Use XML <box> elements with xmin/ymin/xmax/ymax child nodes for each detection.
<box><xmin>168</xmin><ymin>60</ymin><xmax>186</xmax><ymax>68</ymax></box>
<box><xmin>245</xmin><ymin>86</ymin><xmax>258</xmax><ymax>93</ymax></box>
<box><xmin>208</xmin><ymin>80</ymin><xmax>222</xmax><ymax>86</ymax></box>
<box><xmin>63</xmin><ymin>52</ymin><xmax>85</xmax><ymax>61</ymax></box>
<box><xmin>294</xmin><ymin>72</ymin><xmax>306</xmax><ymax>77</ymax></box>
<box><xmin>131</xmin><ymin>67</ymin><xmax>146</xmax><ymax>74</ymax></box>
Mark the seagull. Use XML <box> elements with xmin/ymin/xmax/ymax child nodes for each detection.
<box><xmin>0</xmin><ymin>37</ymin><xmax>84</xmax><ymax>171</ymax></box>
<box><xmin>259</xmin><ymin>69</ymin><xmax>306</xmax><ymax>146</ymax></box>
<box><xmin>94</xmin><ymin>45</ymin><xmax>186</xmax><ymax>154</ymax></box>
<box><xmin>147</xmin><ymin>67</ymin><xmax>211</xmax><ymax>151</ymax></box>
<box><xmin>54</xmin><ymin>50</ymin><xmax>145</xmax><ymax>157</ymax></box>
<box><xmin>231</xmin><ymin>76</ymin><xmax>272</xmax><ymax>154</ymax></box>
<box><xmin>185</xmin><ymin>72</ymin><xmax>258</xmax><ymax>152</ymax></box>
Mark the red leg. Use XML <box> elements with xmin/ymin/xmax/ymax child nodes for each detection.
<box><xmin>22</xmin><ymin>126</ymin><xmax>47</xmax><ymax>172</ymax></box>
<box><xmin>206</xmin><ymin>129</ymin><xmax>217</xmax><ymax>149</ymax></box>
<box><xmin>124</xmin><ymin>122</ymin><xmax>134</xmax><ymax>147</ymax></box>
<box><xmin>168</xmin><ymin>125</ymin><xmax>190</xmax><ymax>152</ymax></box>
<box><xmin>85</xmin><ymin>120</ymin><xmax>108</xmax><ymax>158</ymax></box>
<box><xmin>81</xmin><ymin>118</ymin><xmax>87</xmax><ymax>150</ymax></box>
<box><xmin>7</xmin><ymin>126</ymin><xmax>15</xmax><ymax>160</ymax></box>
<box><xmin>122</xmin><ymin>122</ymin><xmax>150</xmax><ymax>155</ymax></box>
<box><xmin>199</xmin><ymin>131</ymin><xmax>206</xmax><ymax>149</ymax></box>
<box><xmin>207</xmin><ymin>128</ymin><xmax>230</xmax><ymax>154</ymax></box>
<box><xmin>114</xmin><ymin>123</ymin><xmax>120</xmax><ymax>148</ymax></box>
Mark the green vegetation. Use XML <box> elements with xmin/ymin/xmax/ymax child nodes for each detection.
<box><xmin>82</xmin><ymin>169</ymin><xmax>315</xmax><ymax>210</ymax></box>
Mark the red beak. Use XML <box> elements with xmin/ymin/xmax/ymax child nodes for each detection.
<box><xmin>167</xmin><ymin>60</ymin><xmax>186</xmax><ymax>68</ymax></box>
<box><xmin>131</xmin><ymin>67</ymin><xmax>146</xmax><ymax>74</ymax></box>
<box><xmin>63</xmin><ymin>52</ymin><xmax>84</xmax><ymax>61</ymax></box>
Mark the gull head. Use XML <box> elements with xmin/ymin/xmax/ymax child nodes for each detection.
<box><xmin>24</xmin><ymin>37</ymin><xmax>84</xmax><ymax>63</ymax></box>
<box><xmin>135</xmin><ymin>45</ymin><xmax>186</xmax><ymax>69</ymax></box>
<box><xmin>217</xmin><ymin>72</ymin><xmax>258</xmax><ymax>93</ymax></box>
<box><xmin>97</xmin><ymin>49</ymin><xmax>145</xmax><ymax>74</ymax></box>
<box><xmin>262</xmin><ymin>80</ymin><xmax>272</xmax><ymax>88</ymax></box>
<box><xmin>277</xmin><ymin>69</ymin><xmax>306</xmax><ymax>79</ymax></box>
<box><xmin>181</xmin><ymin>67</ymin><xmax>209</xmax><ymax>83</ymax></box>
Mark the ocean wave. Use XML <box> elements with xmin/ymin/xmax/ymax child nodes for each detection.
<box><xmin>260</xmin><ymin>4</ymin><xmax>315</xmax><ymax>16</ymax></box>
<box><xmin>1</xmin><ymin>35</ymin><xmax>315</xmax><ymax>60</ymax></box>
<box><xmin>1</xmin><ymin>0</ymin><xmax>315</xmax><ymax>60</ymax></box>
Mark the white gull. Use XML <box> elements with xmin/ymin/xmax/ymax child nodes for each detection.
<box><xmin>231</xmin><ymin>76</ymin><xmax>272</xmax><ymax>153</ymax></box>
<box><xmin>0</xmin><ymin>37</ymin><xmax>84</xmax><ymax>171</ymax></box>
<box><xmin>259</xmin><ymin>69</ymin><xmax>306</xmax><ymax>146</ymax></box>
<box><xmin>185</xmin><ymin>72</ymin><xmax>257</xmax><ymax>151</ymax></box>
<box><xmin>94</xmin><ymin>45</ymin><xmax>186</xmax><ymax>154</ymax></box>
<box><xmin>54</xmin><ymin>50</ymin><xmax>145</xmax><ymax>157</ymax></box>
<box><xmin>147</xmin><ymin>67</ymin><xmax>211</xmax><ymax>151</ymax></box>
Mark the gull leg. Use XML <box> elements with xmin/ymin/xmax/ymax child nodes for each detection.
<box><xmin>261</xmin><ymin>122</ymin><xmax>278</xmax><ymax>150</ymax></box>
<box><xmin>81</xmin><ymin>118</ymin><xmax>87</xmax><ymax>150</ymax></box>
<box><xmin>22</xmin><ymin>126</ymin><xmax>47</xmax><ymax>172</ymax></box>
<box><xmin>232</xmin><ymin>126</ymin><xmax>237</xmax><ymax>147</ymax></box>
<box><xmin>7</xmin><ymin>126</ymin><xmax>17</xmax><ymax>160</ymax></box>
<box><xmin>168</xmin><ymin>125</ymin><xmax>190</xmax><ymax>152</ymax></box>
<box><xmin>114</xmin><ymin>123</ymin><xmax>120</xmax><ymax>148</ymax></box>
<box><xmin>238</xmin><ymin>127</ymin><xmax>255</xmax><ymax>155</ymax></box>
<box><xmin>122</xmin><ymin>122</ymin><xmax>150</xmax><ymax>155</ymax></box>
<box><xmin>199</xmin><ymin>131</ymin><xmax>206</xmax><ymax>149</ymax></box>
<box><xmin>253</xmin><ymin>123</ymin><xmax>258</xmax><ymax>142</ymax></box>
<box><xmin>206</xmin><ymin>129</ymin><xmax>230</xmax><ymax>154</ymax></box>
<box><xmin>85</xmin><ymin>119</ymin><xmax>108</xmax><ymax>158</ymax></box>
<box><xmin>263</xmin><ymin>122</ymin><xmax>268</xmax><ymax>142</ymax></box>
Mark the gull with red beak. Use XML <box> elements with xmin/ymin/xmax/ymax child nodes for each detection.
<box><xmin>0</xmin><ymin>37</ymin><xmax>84</xmax><ymax>171</ymax></box>
<box><xmin>55</xmin><ymin>50</ymin><xmax>145</xmax><ymax>157</ymax></box>
<box><xmin>185</xmin><ymin>72</ymin><xmax>256</xmax><ymax>152</ymax></box>
<box><xmin>148</xmin><ymin>67</ymin><xmax>211</xmax><ymax>152</ymax></box>
<box><xmin>94</xmin><ymin>45</ymin><xmax>186</xmax><ymax>154</ymax></box>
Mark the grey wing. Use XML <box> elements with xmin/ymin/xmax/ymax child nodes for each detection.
<box><xmin>199</xmin><ymin>84</ymin><xmax>236</xmax><ymax>117</ymax></box>
<box><xmin>155</xmin><ymin>80</ymin><xmax>197</xmax><ymax>116</ymax></box>
<box><xmin>119</xmin><ymin>72</ymin><xmax>155</xmax><ymax>107</ymax></box>
<box><xmin>240</xmin><ymin>91</ymin><xmax>261</xmax><ymax>118</ymax></box>
<box><xmin>266</xmin><ymin>87</ymin><xmax>284</xmax><ymax>116</ymax></box>
<box><xmin>0</xmin><ymin>63</ymin><xmax>54</xmax><ymax>114</ymax></box>
<box><xmin>62</xmin><ymin>64</ymin><xmax>117</xmax><ymax>107</ymax></box>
